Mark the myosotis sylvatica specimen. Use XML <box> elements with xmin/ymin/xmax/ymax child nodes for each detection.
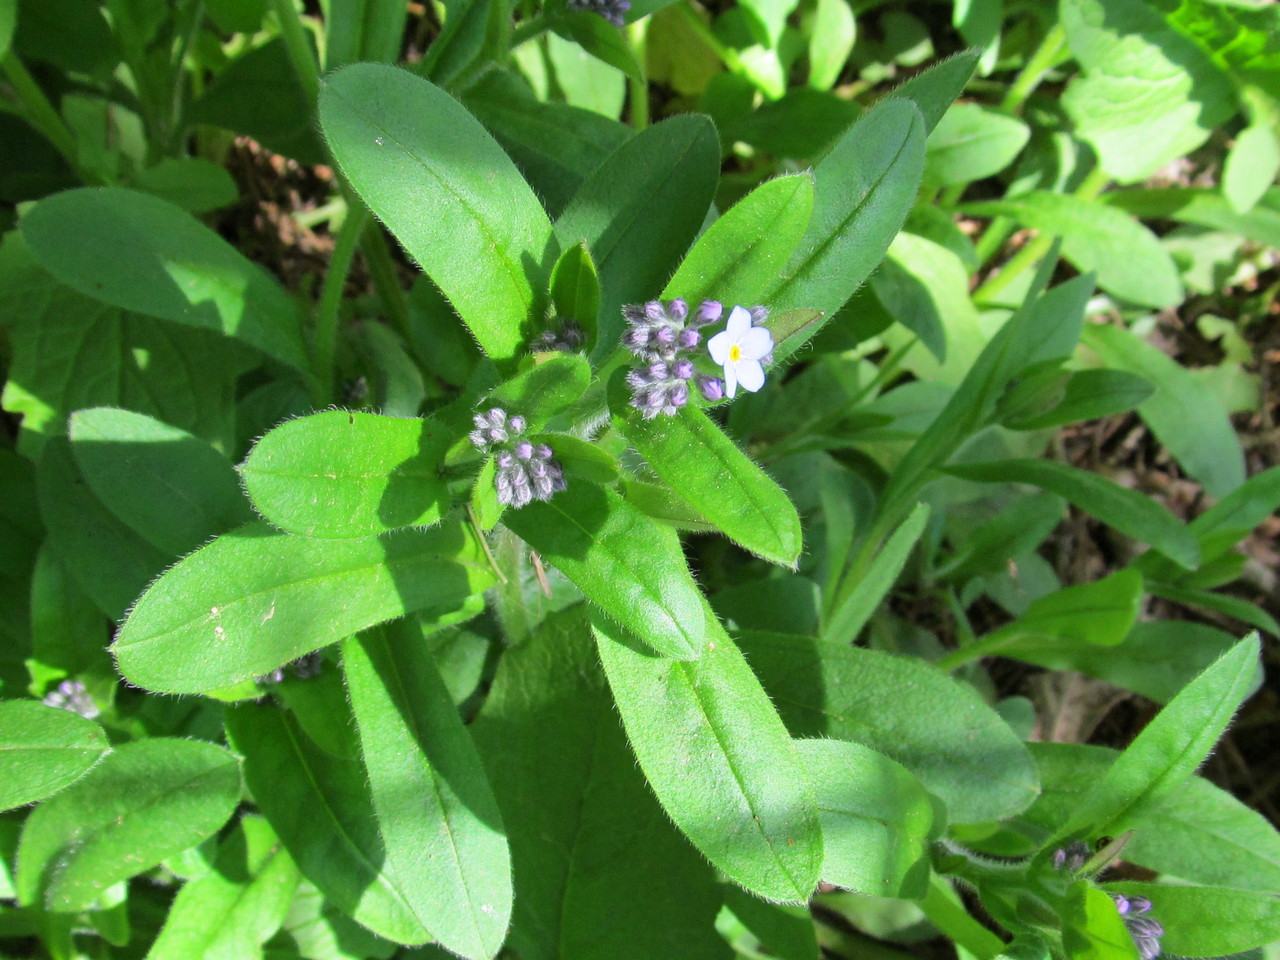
<box><xmin>1</xmin><ymin>2</ymin><xmax>1278</xmax><ymax>959</ymax></box>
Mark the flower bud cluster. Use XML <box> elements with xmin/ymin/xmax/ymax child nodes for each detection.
<box><xmin>1051</xmin><ymin>842</ymin><xmax>1091</xmax><ymax>873</ymax></box>
<box><xmin>621</xmin><ymin>299</ymin><xmax>726</xmax><ymax>417</ymax></box>
<box><xmin>567</xmin><ymin>0</ymin><xmax>630</xmax><ymax>27</ymax></box>
<box><xmin>531</xmin><ymin>321</ymin><xmax>586</xmax><ymax>354</ymax></box>
<box><xmin>469</xmin><ymin>407</ymin><xmax>566</xmax><ymax>508</ymax></box>
<box><xmin>1112</xmin><ymin>893</ymin><xmax>1162</xmax><ymax>960</ymax></box>
<box><xmin>42</xmin><ymin>679</ymin><xmax>100</xmax><ymax>719</ymax></box>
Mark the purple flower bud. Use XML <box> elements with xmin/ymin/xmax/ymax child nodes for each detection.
<box><xmin>644</xmin><ymin>301</ymin><xmax>665</xmax><ymax>322</ymax></box>
<box><xmin>511</xmin><ymin>483</ymin><xmax>533</xmax><ymax>508</ymax></box>
<box><xmin>623</xmin><ymin>303</ymin><xmax>647</xmax><ymax>323</ymax></box>
<box><xmin>668</xmin><ymin>298</ymin><xmax>688</xmax><ymax>322</ymax></box>
<box><xmin>496</xmin><ymin>471</ymin><xmax>513</xmax><ymax>498</ymax></box>
<box><xmin>669</xmin><ymin>382</ymin><xmax>688</xmax><ymax>407</ymax></box>
<box><xmin>487</xmin><ymin>427</ymin><xmax>508</xmax><ymax>444</ymax></box>
<box><xmin>678</xmin><ymin>328</ymin><xmax>700</xmax><ymax>349</ymax></box>
<box><xmin>511</xmin><ymin>463</ymin><xmax>530</xmax><ymax>487</ymax></box>
<box><xmin>1053</xmin><ymin>849</ymin><xmax>1067</xmax><ymax>870</ymax></box>
<box><xmin>648</xmin><ymin>362</ymin><xmax>669</xmax><ymax>379</ymax></box>
<box><xmin>488</xmin><ymin>408</ymin><xmax>507</xmax><ymax>427</ymax></box>
<box><xmin>1113</xmin><ymin>896</ymin><xmax>1130</xmax><ymax>916</ymax></box>
<box><xmin>655</xmin><ymin>325</ymin><xmax>676</xmax><ymax>344</ymax></box>
<box><xmin>533</xmin><ymin>474</ymin><xmax>554</xmax><ymax>499</ymax></box>
<box><xmin>514</xmin><ymin>441</ymin><xmax>534</xmax><ymax>460</ymax></box>
<box><xmin>674</xmin><ymin>359</ymin><xmax>695</xmax><ymax>380</ymax></box>
<box><xmin>749</xmin><ymin>305</ymin><xmax>769</xmax><ymax>325</ymax></box>
<box><xmin>696</xmin><ymin>300</ymin><xmax>723</xmax><ymax>325</ymax></box>
<box><xmin>552</xmin><ymin>471</ymin><xmax>568</xmax><ymax>493</ymax></box>
<box><xmin>473</xmin><ymin>413</ymin><xmax>490</xmax><ymax>430</ymax></box>
<box><xmin>1128</xmin><ymin>897</ymin><xmax>1152</xmax><ymax>915</ymax></box>
<box><xmin>469</xmin><ymin>429</ymin><xmax>487</xmax><ymax>449</ymax></box>
<box><xmin>508</xmin><ymin>415</ymin><xmax>526</xmax><ymax>435</ymax></box>
<box><xmin>535</xmin><ymin>444</ymin><xmax>553</xmax><ymax>459</ymax></box>
<box><xmin>698</xmin><ymin>376</ymin><xmax>725</xmax><ymax>401</ymax></box>
<box><xmin>625</xmin><ymin>327</ymin><xmax>650</xmax><ymax>349</ymax></box>
<box><xmin>1128</xmin><ymin>918</ymin><xmax>1163</xmax><ymax>939</ymax></box>
<box><xmin>1135</xmin><ymin>938</ymin><xmax>1161</xmax><ymax>960</ymax></box>
<box><xmin>496</xmin><ymin>452</ymin><xmax>515</xmax><ymax>469</ymax></box>
<box><xmin>530</xmin><ymin>459</ymin><xmax>548</xmax><ymax>479</ymax></box>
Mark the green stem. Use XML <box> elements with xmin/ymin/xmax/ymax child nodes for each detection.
<box><xmin>1000</xmin><ymin>23</ymin><xmax>1067</xmax><ymax>116</ymax></box>
<box><xmin>627</xmin><ymin>20</ymin><xmax>650</xmax><ymax>131</ymax></box>
<box><xmin>674</xmin><ymin>2</ymin><xmax>748</xmax><ymax>75</ymax></box>
<box><xmin>357</xmin><ymin>217</ymin><xmax>417</xmax><ymax>358</ymax></box>
<box><xmin>933</xmin><ymin>628</ymin><xmax>1027</xmax><ymax>672</ymax></box>
<box><xmin>1</xmin><ymin>53</ymin><xmax>96</xmax><ymax>182</ymax></box>
<box><xmin>166</xmin><ymin>0</ymin><xmax>205</xmax><ymax>155</ymax></box>
<box><xmin>973</xmin><ymin>165</ymin><xmax>1109</xmax><ymax>304</ymax></box>
<box><xmin>921</xmin><ymin>874</ymin><xmax>1008</xmax><ymax>960</ymax></box>
<box><xmin>312</xmin><ymin>203</ymin><xmax>369</xmax><ymax>406</ymax></box>
<box><xmin>974</xmin><ymin>215</ymin><xmax>1017</xmax><ymax>267</ymax></box>
<box><xmin>270</xmin><ymin>0</ymin><xmax>320</xmax><ymax>101</ymax></box>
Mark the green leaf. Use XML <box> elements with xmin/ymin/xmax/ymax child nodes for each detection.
<box><xmin>552</xmin><ymin>11</ymin><xmax>644</xmax><ymax>82</ymax></box>
<box><xmin>482</xmin><ymin>354</ymin><xmax>592</xmax><ymax>427</ymax></box>
<box><xmin>870</xmin><ymin>233</ymin><xmax>964</xmax><ymax>364</ymax></box>
<box><xmin>1054</xmin><ymin>634</ymin><xmax>1261</xmax><ymax>843</ymax></box>
<box><xmin>21</xmin><ymin>188</ymin><xmax>310</xmax><ymax>374</ymax></box>
<box><xmin>736</xmin><ymin>632</ymin><xmax>1040</xmax><ymax>823</ymax></box>
<box><xmin>462</xmin><ymin>71</ymin><xmax>632</xmax><ymax>220</ymax></box>
<box><xmin>1105</xmin><ymin>882</ymin><xmax>1280</xmax><ymax>959</ymax></box>
<box><xmin>978</xmin><ymin>568</ymin><xmax>1144</xmax><ymax>652</ymax></box>
<box><xmin>795</xmin><ymin>739</ymin><xmax>933</xmax><ymax>899</ymax></box>
<box><xmin>549</xmin><ymin>241</ymin><xmax>600</xmax><ymax>349</ymax></box>
<box><xmin>886</xmin><ymin>49</ymin><xmax>981</xmax><ymax>133</ymax></box>
<box><xmin>765</xmin><ymin>99</ymin><xmax>927</xmax><ymax>358</ymax></box>
<box><xmin>1224</xmin><ymin>117</ymin><xmax>1280</xmax><ymax>214</ymax></box>
<box><xmin>722</xmin><ymin>886</ymin><xmax>818</xmax><ymax>960</ymax></box>
<box><xmin>343</xmin><ymin>621</ymin><xmax>511</xmax><ymax>960</ymax></box>
<box><xmin>0</xmin><ymin>701</ymin><xmax>110</xmax><ymax>812</ymax></box>
<box><xmin>471</xmin><ymin>606</ymin><xmax>729</xmax><ymax>960</ymax></box>
<box><xmin>132</xmin><ymin>158</ymin><xmax>239</xmax><ymax>214</ymax></box>
<box><xmin>593</xmin><ymin>607</ymin><xmax>824</xmax><ymax>903</ymax></box>
<box><xmin>0</xmin><ymin>233</ymin><xmax>245</xmax><ymax>458</ymax></box>
<box><xmin>611</xmin><ymin>399</ymin><xmax>802</xmax><ymax>566</ymax></box>
<box><xmin>225</xmin><ymin>701</ymin><xmax>433</xmax><ymax>946</ymax></box>
<box><xmin>823</xmin><ymin>502</ymin><xmax>929</xmax><ymax>644</ymax></box>
<box><xmin>1060</xmin><ymin>0</ymin><xmax>1237</xmax><ymax>183</ymax></box>
<box><xmin>68</xmin><ymin>408</ymin><xmax>249</xmax><ymax>557</ymax></box>
<box><xmin>663</xmin><ymin>172</ymin><xmax>815</xmax><ymax>309</ymax></box>
<box><xmin>112</xmin><ymin>517</ymin><xmax>495</xmax><ymax>694</ymax></box>
<box><xmin>415</xmin><ymin>0</ymin><xmax>488</xmax><ymax>88</ymax></box>
<box><xmin>807</xmin><ymin>0</ymin><xmax>855</xmax><ymax>90</ymax></box>
<box><xmin>1061</xmin><ymin>882</ymin><xmax>1140</xmax><ymax>960</ymax></box>
<box><xmin>938</xmin><ymin>490</ymin><xmax>1065</xmax><ymax>581</ymax></box>
<box><xmin>325</xmin><ymin>0</ymin><xmax>408</xmax><ymax>67</ymax></box>
<box><xmin>1082</xmin><ymin>323</ymin><xmax>1245</xmax><ymax>499</ymax></box>
<box><xmin>0</xmin><ymin>0</ymin><xmax>14</xmax><ymax>60</ymax></box>
<box><xmin>942</xmin><ymin>458</ymin><xmax>1201</xmax><ymax>570</ymax></box>
<box><xmin>146</xmin><ymin>815</ymin><xmax>300</xmax><ymax>960</ymax></box>
<box><xmin>1104</xmin><ymin>186</ymin><xmax>1280</xmax><ymax>250</ymax></box>
<box><xmin>964</xmin><ymin>193</ymin><xmax>1182</xmax><ymax>308</ymax></box>
<box><xmin>502</xmin><ymin>481</ymin><xmax>705</xmax><ymax>659</ymax></box>
<box><xmin>1189</xmin><ymin>464</ymin><xmax>1280</xmax><ymax>562</ymax></box>
<box><xmin>1003</xmin><ymin>369</ymin><xmax>1155</xmax><ymax>430</ymax></box>
<box><xmin>555</xmin><ymin>115</ymin><xmax>720</xmax><ymax>356</ymax></box>
<box><xmin>37</xmin><ymin>438</ymin><xmax>170</xmax><ymax>621</ymax></box>
<box><xmin>16</xmin><ymin>739</ymin><xmax>240</xmax><ymax>912</ymax></box>
<box><xmin>319</xmin><ymin>63</ymin><xmax>556</xmax><ymax>365</ymax></box>
<box><xmin>924</xmin><ymin>103</ymin><xmax>1029</xmax><ymax>187</ymax></box>
<box><xmin>240</xmin><ymin>411</ymin><xmax>453</xmax><ymax>539</ymax></box>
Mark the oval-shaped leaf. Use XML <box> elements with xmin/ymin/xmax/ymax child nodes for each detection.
<box><xmin>555</xmin><ymin>114</ymin><xmax>720</xmax><ymax>357</ymax></box>
<box><xmin>1053</xmin><ymin>634</ymin><xmax>1261</xmax><ymax>843</ymax></box>
<box><xmin>112</xmin><ymin>518</ymin><xmax>495</xmax><ymax>693</ymax></box>
<box><xmin>549</xmin><ymin>241</ymin><xmax>601</xmax><ymax>349</ymax></box>
<box><xmin>924</xmin><ymin>103</ymin><xmax>1029</xmax><ymax>187</ymax></box>
<box><xmin>612</xmin><ymin>400</ymin><xmax>801</xmax><ymax>566</ymax></box>
<box><xmin>663</xmin><ymin>173</ymin><xmax>815</xmax><ymax>309</ymax></box>
<box><xmin>795</xmin><ymin>739</ymin><xmax>933</xmax><ymax>899</ymax></box>
<box><xmin>0</xmin><ymin>701</ymin><xmax>110</xmax><ymax>812</ymax></box>
<box><xmin>240</xmin><ymin>411</ymin><xmax>452</xmax><ymax>539</ymax></box>
<box><xmin>319</xmin><ymin>63</ymin><xmax>556</xmax><ymax>364</ymax></box>
<box><xmin>343</xmin><ymin>621</ymin><xmax>512</xmax><ymax>960</ymax></box>
<box><xmin>593</xmin><ymin>607</ymin><xmax>824</xmax><ymax>903</ymax></box>
<box><xmin>481</xmin><ymin>354</ymin><xmax>592</xmax><ymax>428</ymax></box>
<box><xmin>764</xmin><ymin>99</ymin><xmax>927</xmax><ymax>359</ymax></box>
<box><xmin>147</xmin><ymin>815</ymin><xmax>300</xmax><ymax>960</ymax></box>
<box><xmin>942</xmin><ymin>458</ymin><xmax>1201</xmax><ymax>570</ymax></box>
<box><xmin>21</xmin><ymin>188</ymin><xmax>310</xmax><ymax>373</ymax></box>
<box><xmin>225</xmin><ymin>701</ymin><xmax>433</xmax><ymax>946</ymax></box>
<box><xmin>16</xmin><ymin>739</ymin><xmax>240</xmax><ymax>911</ymax></box>
<box><xmin>737</xmin><ymin>632</ymin><xmax>1040</xmax><ymax>823</ymax></box>
<box><xmin>502</xmin><ymin>480</ymin><xmax>704</xmax><ymax>659</ymax></box>
<box><xmin>1105</xmin><ymin>882</ymin><xmax>1280</xmax><ymax>959</ymax></box>
<box><xmin>70</xmin><ymin>407</ymin><xmax>250</xmax><ymax>556</ymax></box>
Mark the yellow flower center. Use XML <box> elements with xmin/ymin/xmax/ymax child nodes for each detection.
<box><xmin>729</xmin><ymin>344</ymin><xmax>742</xmax><ymax>362</ymax></box>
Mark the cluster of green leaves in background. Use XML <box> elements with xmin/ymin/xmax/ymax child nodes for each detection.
<box><xmin>1</xmin><ymin>0</ymin><xmax>1279</xmax><ymax>959</ymax></box>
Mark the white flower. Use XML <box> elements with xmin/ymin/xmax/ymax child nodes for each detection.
<box><xmin>706</xmin><ymin>306</ymin><xmax>773</xmax><ymax>398</ymax></box>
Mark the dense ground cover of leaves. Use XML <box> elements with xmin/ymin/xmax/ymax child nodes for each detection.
<box><xmin>0</xmin><ymin>0</ymin><xmax>1278</xmax><ymax>959</ymax></box>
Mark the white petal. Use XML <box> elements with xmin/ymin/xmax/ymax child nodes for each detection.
<box><xmin>736</xmin><ymin>358</ymin><xmax>766</xmax><ymax>393</ymax></box>
<box><xmin>707</xmin><ymin>329</ymin><xmax>732</xmax><ymax>365</ymax></box>
<box><xmin>725</xmin><ymin>305</ymin><xmax>752</xmax><ymax>339</ymax></box>
<box><xmin>723</xmin><ymin>361</ymin><xmax>739</xmax><ymax>398</ymax></box>
<box><xmin>737</xmin><ymin>326</ymin><xmax>774</xmax><ymax>360</ymax></box>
